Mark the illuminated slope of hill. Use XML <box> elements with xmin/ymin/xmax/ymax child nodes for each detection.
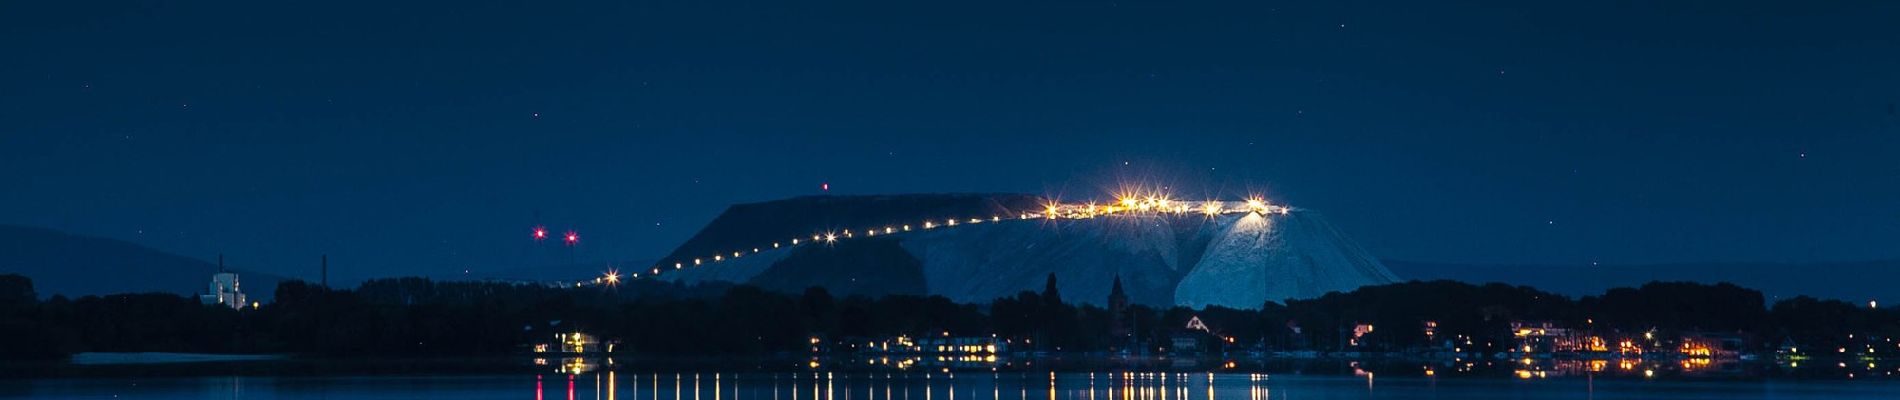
<box><xmin>654</xmin><ymin>194</ymin><xmax>1400</xmax><ymax>308</ymax></box>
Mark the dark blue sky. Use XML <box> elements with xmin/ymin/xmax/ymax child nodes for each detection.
<box><xmin>3</xmin><ymin>1</ymin><xmax>1896</xmax><ymax>283</ymax></box>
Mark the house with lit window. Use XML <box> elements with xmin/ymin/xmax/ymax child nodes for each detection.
<box><xmin>1510</xmin><ymin>321</ymin><xmax>1587</xmax><ymax>354</ymax></box>
<box><xmin>532</xmin><ymin>332</ymin><xmax>613</xmax><ymax>354</ymax></box>
<box><xmin>1679</xmin><ymin>331</ymin><xmax>1749</xmax><ymax>359</ymax></box>
<box><xmin>1169</xmin><ymin>316</ymin><xmax>1229</xmax><ymax>355</ymax></box>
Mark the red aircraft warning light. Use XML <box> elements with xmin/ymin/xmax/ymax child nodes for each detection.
<box><xmin>564</xmin><ymin>231</ymin><xmax>579</xmax><ymax>246</ymax></box>
<box><xmin>533</xmin><ymin>226</ymin><xmax>548</xmax><ymax>241</ymax></box>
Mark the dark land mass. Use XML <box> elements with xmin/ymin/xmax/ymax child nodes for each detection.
<box><xmin>3</xmin><ymin>271</ymin><xmax>1897</xmax><ymax>366</ymax></box>
<box><xmin>0</xmin><ymin>225</ymin><xmax>288</xmax><ymax>301</ymax></box>
<box><xmin>1388</xmin><ymin>259</ymin><xmax>1900</xmax><ymax>303</ymax></box>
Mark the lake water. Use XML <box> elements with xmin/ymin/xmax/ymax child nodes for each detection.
<box><xmin>9</xmin><ymin>369</ymin><xmax>1900</xmax><ymax>400</ymax></box>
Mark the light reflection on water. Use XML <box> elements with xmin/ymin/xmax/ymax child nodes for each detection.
<box><xmin>11</xmin><ymin>369</ymin><xmax>1900</xmax><ymax>399</ymax></box>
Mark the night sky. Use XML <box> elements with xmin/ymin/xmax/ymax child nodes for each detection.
<box><xmin>2</xmin><ymin>1</ymin><xmax>1897</xmax><ymax>284</ymax></box>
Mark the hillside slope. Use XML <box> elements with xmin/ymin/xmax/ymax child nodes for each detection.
<box><xmin>653</xmin><ymin>194</ymin><xmax>1400</xmax><ymax>308</ymax></box>
<box><xmin>0</xmin><ymin>225</ymin><xmax>288</xmax><ymax>300</ymax></box>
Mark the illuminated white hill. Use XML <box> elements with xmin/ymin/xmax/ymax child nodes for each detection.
<box><xmin>652</xmin><ymin>194</ymin><xmax>1399</xmax><ymax>309</ymax></box>
<box><xmin>1174</xmin><ymin>210</ymin><xmax>1401</xmax><ymax>308</ymax></box>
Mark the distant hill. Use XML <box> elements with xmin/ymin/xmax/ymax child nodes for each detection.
<box><xmin>1385</xmin><ymin>259</ymin><xmax>1900</xmax><ymax>302</ymax></box>
<box><xmin>653</xmin><ymin>194</ymin><xmax>1401</xmax><ymax>309</ymax></box>
<box><xmin>0</xmin><ymin>225</ymin><xmax>288</xmax><ymax>301</ymax></box>
<box><xmin>661</xmin><ymin>193</ymin><xmax>1046</xmax><ymax>265</ymax></box>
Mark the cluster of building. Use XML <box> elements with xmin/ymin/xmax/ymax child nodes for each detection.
<box><xmin>1498</xmin><ymin>320</ymin><xmax>1745</xmax><ymax>359</ymax></box>
<box><xmin>530</xmin><ymin>331</ymin><xmax>615</xmax><ymax>374</ymax></box>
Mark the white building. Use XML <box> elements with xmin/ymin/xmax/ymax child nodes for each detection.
<box><xmin>200</xmin><ymin>272</ymin><xmax>247</xmax><ymax>310</ymax></box>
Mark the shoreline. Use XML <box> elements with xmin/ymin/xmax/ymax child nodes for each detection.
<box><xmin>68</xmin><ymin>352</ymin><xmax>289</xmax><ymax>365</ymax></box>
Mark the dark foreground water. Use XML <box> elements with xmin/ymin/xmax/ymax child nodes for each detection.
<box><xmin>9</xmin><ymin>370</ymin><xmax>1900</xmax><ymax>400</ymax></box>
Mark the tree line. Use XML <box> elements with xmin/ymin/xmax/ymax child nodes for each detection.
<box><xmin>0</xmin><ymin>273</ymin><xmax>1893</xmax><ymax>360</ymax></box>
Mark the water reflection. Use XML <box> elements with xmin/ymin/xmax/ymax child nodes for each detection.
<box><xmin>541</xmin><ymin>371</ymin><xmax>1286</xmax><ymax>400</ymax></box>
<box><xmin>520</xmin><ymin>366</ymin><xmax>1900</xmax><ymax>400</ymax></box>
<box><xmin>536</xmin><ymin>356</ymin><xmax>614</xmax><ymax>375</ymax></box>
